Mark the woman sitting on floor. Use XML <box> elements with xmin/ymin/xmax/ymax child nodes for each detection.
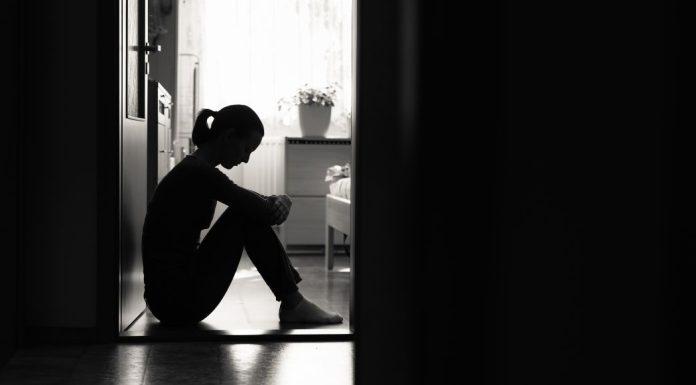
<box><xmin>141</xmin><ymin>104</ymin><xmax>343</xmax><ymax>326</ymax></box>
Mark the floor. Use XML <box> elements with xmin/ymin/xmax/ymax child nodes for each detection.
<box><xmin>124</xmin><ymin>255</ymin><xmax>351</xmax><ymax>338</ymax></box>
<box><xmin>0</xmin><ymin>342</ymin><xmax>354</xmax><ymax>385</ymax></box>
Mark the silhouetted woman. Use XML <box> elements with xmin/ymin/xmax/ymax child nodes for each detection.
<box><xmin>141</xmin><ymin>105</ymin><xmax>343</xmax><ymax>325</ymax></box>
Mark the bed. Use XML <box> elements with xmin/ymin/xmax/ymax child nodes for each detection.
<box><xmin>325</xmin><ymin>177</ymin><xmax>351</xmax><ymax>270</ymax></box>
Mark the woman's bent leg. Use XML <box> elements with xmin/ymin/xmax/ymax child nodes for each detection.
<box><xmin>241</xmin><ymin>218</ymin><xmax>302</xmax><ymax>301</ymax></box>
<box><xmin>189</xmin><ymin>209</ymin><xmax>245</xmax><ymax>321</ymax></box>
<box><xmin>191</xmin><ymin>207</ymin><xmax>302</xmax><ymax>321</ymax></box>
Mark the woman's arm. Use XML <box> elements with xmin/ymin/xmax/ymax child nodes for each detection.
<box><xmin>209</xmin><ymin>168</ymin><xmax>276</xmax><ymax>224</ymax></box>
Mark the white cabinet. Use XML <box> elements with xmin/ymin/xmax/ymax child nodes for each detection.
<box><xmin>282</xmin><ymin>138</ymin><xmax>351</xmax><ymax>246</ymax></box>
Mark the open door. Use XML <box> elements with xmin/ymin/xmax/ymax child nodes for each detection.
<box><xmin>120</xmin><ymin>0</ymin><xmax>156</xmax><ymax>331</ymax></box>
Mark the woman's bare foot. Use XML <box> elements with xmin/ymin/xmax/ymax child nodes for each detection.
<box><xmin>279</xmin><ymin>298</ymin><xmax>343</xmax><ymax>324</ymax></box>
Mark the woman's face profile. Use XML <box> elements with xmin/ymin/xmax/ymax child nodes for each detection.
<box><xmin>219</xmin><ymin>130</ymin><xmax>263</xmax><ymax>169</ymax></box>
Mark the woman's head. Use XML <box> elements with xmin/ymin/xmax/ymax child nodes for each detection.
<box><xmin>192</xmin><ymin>105</ymin><xmax>264</xmax><ymax>169</ymax></box>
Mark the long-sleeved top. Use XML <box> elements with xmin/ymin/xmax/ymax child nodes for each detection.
<box><xmin>142</xmin><ymin>154</ymin><xmax>275</xmax><ymax>263</ymax></box>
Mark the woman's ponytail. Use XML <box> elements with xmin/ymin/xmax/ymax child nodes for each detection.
<box><xmin>192</xmin><ymin>109</ymin><xmax>217</xmax><ymax>147</ymax></box>
<box><xmin>191</xmin><ymin>105</ymin><xmax>264</xmax><ymax>147</ymax></box>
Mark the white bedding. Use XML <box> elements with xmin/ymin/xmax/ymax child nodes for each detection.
<box><xmin>329</xmin><ymin>177</ymin><xmax>351</xmax><ymax>200</ymax></box>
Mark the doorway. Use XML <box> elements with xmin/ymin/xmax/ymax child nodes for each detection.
<box><xmin>117</xmin><ymin>0</ymin><xmax>355</xmax><ymax>339</ymax></box>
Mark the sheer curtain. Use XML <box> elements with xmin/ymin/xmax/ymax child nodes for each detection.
<box><xmin>200</xmin><ymin>0</ymin><xmax>352</xmax><ymax>138</ymax></box>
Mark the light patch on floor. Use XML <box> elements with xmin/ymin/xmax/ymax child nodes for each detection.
<box><xmin>125</xmin><ymin>254</ymin><xmax>351</xmax><ymax>336</ymax></box>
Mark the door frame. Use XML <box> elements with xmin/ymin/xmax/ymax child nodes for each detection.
<box><xmin>96</xmin><ymin>0</ymin><xmax>154</xmax><ymax>340</ymax></box>
<box><xmin>98</xmin><ymin>0</ymin><xmax>360</xmax><ymax>340</ymax></box>
<box><xmin>95</xmin><ymin>0</ymin><xmax>123</xmax><ymax>341</ymax></box>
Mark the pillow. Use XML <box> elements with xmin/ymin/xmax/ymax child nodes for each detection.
<box><xmin>329</xmin><ymin>178</ymin><xmax>351</xmax><ymax>199</ymax></box>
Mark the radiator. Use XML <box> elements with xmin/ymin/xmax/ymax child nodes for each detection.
<box><xmin>240</xmin><ymin>136</ymin><xmax>285</xmax><ymax>196</ymax></box>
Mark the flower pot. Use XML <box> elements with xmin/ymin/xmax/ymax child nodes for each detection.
<box><xmin>298</xmin><ymin>104</ymin><xmax>332</xmax><ymax>137</ymax></box>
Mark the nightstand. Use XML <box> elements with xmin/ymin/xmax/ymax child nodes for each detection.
<box><xmin>281</xmin><ymin>137</ymin><xmax>351</xmax><ymax>252</ymax></box>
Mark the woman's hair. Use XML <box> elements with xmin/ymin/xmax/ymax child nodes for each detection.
<box><xmin>192</xmin><ymin>105</ymin><xmax>264</xmax><ymax>147</ymax></box>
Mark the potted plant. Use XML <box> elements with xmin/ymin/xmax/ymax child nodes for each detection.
<box><xmin>279</xmin><ymin>83</ymin><xmax>338</xmax><ymax>137</ymax></box>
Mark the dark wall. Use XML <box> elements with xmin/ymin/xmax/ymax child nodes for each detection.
<box><xmin>497</xmin><ymin>2</ymin><xmax>664</xmax><ymax>383</ymax></box>
<box><xmin>355</xmin><ymin>1</ymin><xmax>689</xmax><ymax>384</ymax></box>
<box><xmin>352</xmin><ymin>0</ymin><xmax>422</xmax><ymax>383</ymax></box>
<box><xmin>0</xmin><ymin>0</ymin><xmax>21</xmax><ymax>367</ymax></box>
<box><xmin>659</xmin><ymin>1</ymin><xmax>694</xmax><ymax>382</ymax></box>
<box><xmin>354</xmin><ymin>2</ymin><xmax>501</xmax><ymax>383</ymax></box>
<box><xmin>20</xmin><ymin>0</ymin><xmax>100</xmax><ymax>332</ymax></box>
<box><xmin>496</xmin><ymin>2</ymin><xmax>693</xmax><ymax>382</ymax></box>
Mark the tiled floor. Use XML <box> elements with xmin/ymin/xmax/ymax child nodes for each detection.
<box><xmin>0</xmin><ymin>342</ymin><xmax>354</xmax><ymax>385</ymax></box>
<box><xmin>125</xmin><ymin>255</ymin><xmax>351</xmax><ymax>337</ymax></box>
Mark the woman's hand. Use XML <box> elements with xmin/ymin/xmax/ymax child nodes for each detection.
<box><xmin>269</xmin><ymin>194</ymin><xmax>292</xmax><ymax>225</ymax></box>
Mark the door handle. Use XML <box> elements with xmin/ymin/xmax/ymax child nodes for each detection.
<box><xmin>142</xmin><ymin>44</ymin><xmax>161</xmax><ymax>54</ymax></box>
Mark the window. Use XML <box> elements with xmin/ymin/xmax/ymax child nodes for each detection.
<box><xmin>200</xmin><ymin>0</ymin><xmax>353</xmax><ymax>138</ymax></box>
